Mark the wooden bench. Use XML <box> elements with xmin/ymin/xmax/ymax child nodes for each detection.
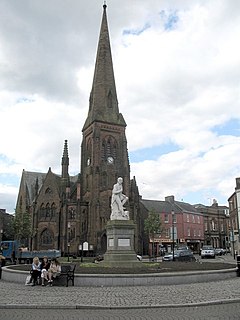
<box><xmin>47</xmin><ymin>264</ymin><xmax>76</xmax><ymax>287</ymax></box>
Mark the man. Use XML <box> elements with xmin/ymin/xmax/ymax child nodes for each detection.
<box><xmin>111</xmin><ymin>177</ymin><xmax>128</xmax><ymax>220</ymax></box>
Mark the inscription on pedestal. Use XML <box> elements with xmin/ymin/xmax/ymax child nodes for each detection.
<box><xmin>118</xmin><ymin>238</ymin><xmax>130</xmax><ymax>247</ymax></box>
<box><xmin>109</xmin><ymin>238</ymin><xmax>114</xmax><ymax>247</ymax></box>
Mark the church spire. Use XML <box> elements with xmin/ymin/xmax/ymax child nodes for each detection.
<box><xmin>83</xmin><ymin>4</ymin><xmax>126</xmax><ymax>130</ymax></box>
<box><xmin>61</xmin><ymin>140</ymin><xmax>69</xmax><ymax>182</ymax></box>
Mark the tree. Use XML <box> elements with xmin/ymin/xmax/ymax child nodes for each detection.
<box><xmin>144</xmin><ymin>210</ymin><xmax>162</xmax><ymax>259</ymax></box>
<box><xmin>13</xmin><ymin>209</ymin><xmax>32</xmax><ymax>245</ymax></box>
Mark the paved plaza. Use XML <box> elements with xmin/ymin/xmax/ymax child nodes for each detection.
<box><xmin>0</xmin><ymin>255</ymin><xmax>239</xmax><ymax>319</ymax></box>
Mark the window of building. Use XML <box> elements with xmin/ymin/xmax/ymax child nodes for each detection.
<box><xmin>165</xmin><ymin>228</ymin><xmax>170</xmax><ymax>237</ymax></box>
<box><xmin>173</xmin><ymin>214</ymin><xmax>176</xmax><ymax>223</ymax></box>
<box><xmin>187</xmin><ymin>228</ymin><xmax>190</xmax><ymax>236</ymax></box>
<box><xmin>51</xmin><ymin>203</ymin><xmax>56</xmax><ymax>218</ymax></box>
<box><xmin>40</xmin><ymin>229</ymin><xmax>53</xmax><ymax>245</ymax></box>
<box><xmin>68</xmin><ymin>207</ymin><xmax>76</xmax><ymax>220</ymax></box>
<box><xmin>186</xmin><ymin>214</ymin><xmax>189</xmax><ymax>222</ymax></box>
<box><xmin>164</xmin><ymin>213</ymin><xmax>169</xmax><ymax>223</ymax></box>
<box><xmin>205</xmin><ymin>221</ymin><xmax>208</xmax><ymax>231</ymax></box>
<box><xmin>192</xmin><ymin>215</ymin><xmax>195</xmax><ymax>223</ymax></box>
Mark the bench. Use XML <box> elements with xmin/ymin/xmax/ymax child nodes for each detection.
<box><xmin>41</xmin><ymin>264</ymin><xmax>76</xmax><ymax>287</ymax></box>
<box><xmin>236</xmin><ymin>255</ymin><xmax>240</xmax><ymax>277</ymax></box>
<box><xmin>52</xmin><ymin>264</ymin><xmax>76</xmax><ymax>287</ymax></box>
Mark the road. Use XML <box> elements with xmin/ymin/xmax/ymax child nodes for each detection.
<box><xmin>1</xmin><ymin>302</ymin><xmax>240</xmax><ymax>320</ymax></box>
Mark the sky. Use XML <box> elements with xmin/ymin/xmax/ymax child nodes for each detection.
<box><xmin>1</xmin><ymin>0</ymin><xmax>240</xmax><ymax>214</ymax></box>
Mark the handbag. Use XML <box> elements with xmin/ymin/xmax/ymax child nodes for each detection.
<box><xmin>25</xmin><ymin>274</ymin><xmax>32</xmax><ymax>285</ymax></box>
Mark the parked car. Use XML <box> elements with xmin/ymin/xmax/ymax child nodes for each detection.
<box><xmin>162</xmin><ymin>250</ymin><xmax>196</xmax><ymax>262</ymax></box>
<box><xmin>137</xmin><ymin>255</ymin><xmax>142</xmax><ymax>261</ymax></box>
<box><xmin>201</xmin><ymin>246</ymin><xmax>215</xmax><ymax>259</ymax></box>
<box><xmin>214</xmin><ymin>248</ymin><xmax>222</xmax><ymax>256</ymax></box>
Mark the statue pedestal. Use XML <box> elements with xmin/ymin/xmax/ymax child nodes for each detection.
<box><xmin>103</xmin><ymin>220</ymin><xmax>141</xmax><ymax>267</ymax></box>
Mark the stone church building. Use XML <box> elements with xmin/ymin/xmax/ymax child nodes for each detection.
<box><xmin>16</xmin><ymin>5</ymin><xmax>146</xmax><ymax>256</ymax></box>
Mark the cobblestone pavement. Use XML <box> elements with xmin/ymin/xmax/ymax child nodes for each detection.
<box><xmin>0</xmin><ymin>255</ymin><xmax>239</xmax><ymax>319</ymax></box>
<box><xmin>0</xmin><ymin>277</ymin><xmax>240</xmax><ymax>309</ymax></box>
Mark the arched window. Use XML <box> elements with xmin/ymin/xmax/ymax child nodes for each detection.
<box><xmin>51</xmin><ymin>203</ymin><xmax>56</xmax><ymax>218</ymax></box>
<box><xmin>101</xmin><ymin>136</ymin><xmax>118</xmax><ymax>161</ymax></box>
<box><xmin>40</xmin><ymin>229</ymin><xmax>53</xmax><ymax>245</ymax></box>
<box><xmin>68</xmin><ymin>207</ymin><xmax>76</xmax><ymax>220</ymax></box>
<box><xmin>46</xmin><ymin>203</ymin><xmax>50</xmax><ymax>217</ymax></box>
<box><xmin>40</xmin><ymin>203</ymin><xmax>45</xmax><ymax>218</ymax></box>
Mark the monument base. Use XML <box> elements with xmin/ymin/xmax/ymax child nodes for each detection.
<box><xmin>102</xmin><ymin>219</ymin><xmax>141</xmax><ymax>268</ymax></box>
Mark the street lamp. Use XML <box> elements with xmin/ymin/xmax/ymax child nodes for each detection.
<box><xmin>67</xmin><ymin>243</ymin><xmax>70</xmax><ymax>262</ymax></box>
<box><xmin>172</xmin><ymin>211</ymin><xmax>175</xmax><ymax>261</ymax></box>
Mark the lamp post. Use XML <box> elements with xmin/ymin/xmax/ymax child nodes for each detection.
<box><xmin>67</xmin><ymin>243</ymin><xmax>70</xmax><ymax>262</ymax></box>
<box><xmin>172</xmin><ymin>211</ymin><xmax>175</xmax><ymax>261</ymax></box>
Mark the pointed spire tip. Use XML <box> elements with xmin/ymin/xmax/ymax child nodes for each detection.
<box><xmin>103</xmin><ymin>1</ymin><xmax>107</xmax><ymax>10</ymax></box>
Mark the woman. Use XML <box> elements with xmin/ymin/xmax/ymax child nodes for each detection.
<box><xmin>31</xmin><ymin>256</ymin><xmax>41</xmax><ymax>286</ymax></box>
<box><xmin>48</xmin><ymin>258</ymin><xmax>61</xmax><ymax>284</ymax></box>
<box><xmin>41</xmin><ymin>256</ymin><xmax>50</xmax><ymax>286</ymax></box>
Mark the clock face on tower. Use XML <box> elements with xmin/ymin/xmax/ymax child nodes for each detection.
<box><xmin>107</xmin><ymin>156</ymin><xmax>114</xmax><ymax>164</ymax></box>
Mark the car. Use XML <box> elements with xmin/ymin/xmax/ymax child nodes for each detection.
<box><xmin>137</xmin><ymin>255</ymin><xmax>142</xmax><ymax>261</ymax></box>
<box><xmin>215</xmin><ymin>248</ymin><xmax>223</xmax><ymax>256</ymax></box>
<box><xmin>201</xmin><ymin>246</ymin><xmax>215</xmax><ymax>259</ymax></box>
<box><xmin>162</xmin><ymin>250</ymin><xmax>196</xmax><ymax>262</ymax></box>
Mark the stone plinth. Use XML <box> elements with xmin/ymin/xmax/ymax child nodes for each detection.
<box><xmin>103</xmin><ymin>219</ymin><xmax>141</xmax><ymax>267</ymax></box>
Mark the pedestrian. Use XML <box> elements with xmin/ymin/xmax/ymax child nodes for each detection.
<box><xmin>41</xmin><ymin>256</ymin><xmax>50</xmax><ymax>286</ymax></box>
<box><xmin>0</xmin><ymin>254</ymin><xmax>6</xmax><ymax>279</ymax></box>
<box><xmin>48</xmin><ymin>258</ymin><xmax>61</xmax><ymax>285</ymax></box>
<box><xmin>31</xmin><ymin>256</ymin><xmax>41</xmax><ymax>286</ymax></box>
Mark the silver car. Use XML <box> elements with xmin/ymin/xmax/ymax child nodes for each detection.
<box><xmin>201</xmin><ymin>246</ymin><xmax>215</xmax><ymax>259</ymax></box>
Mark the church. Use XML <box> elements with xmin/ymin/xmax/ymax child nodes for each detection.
<box><xmin>16</xmin><ymin>4</ymin><xmax>146</xmax><ymax>257</ymax></box>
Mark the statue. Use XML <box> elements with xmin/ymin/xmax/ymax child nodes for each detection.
<box><xmin>110</xmin><ymin>177</ymin><xmax>129</xmax><ymax>220</ymax></box>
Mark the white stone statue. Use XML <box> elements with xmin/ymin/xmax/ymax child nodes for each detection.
<box><xmin>110</xmin><ymin>177</ymin><xmax>129</xmax><ymax>220</ymax></box>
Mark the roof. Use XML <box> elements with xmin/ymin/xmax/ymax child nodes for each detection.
<box><xmin>141</xmin><ymin>198</ymin><xmax>200</xmax><ymax>214</ymax></box>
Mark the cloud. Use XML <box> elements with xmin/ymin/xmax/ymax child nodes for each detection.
<box><xmin>0</xmin><ymin>0</ymin><xmax>240</xmax><ymax>212</ymax></box>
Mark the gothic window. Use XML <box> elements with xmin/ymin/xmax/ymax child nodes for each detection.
<box><xmin>86</xmin><ymin>174</ymin><xmax>89</xmax><ymax>190</ymax></box>
<box><xmin>101</xmin><ymin>136</ymin><xmax>118</xmax><ymax>161</ymax></box>
<box><xmin>68</xmin><ymin>207</ymin><xmax>76</xmax><ymax>220</ymax></box>
<box><xmin>51</xmin><ymin>203</ymin><xmax>56</xmax><ymax>218</ymax></box>
<box><xmin>45</xmin><ymin>187</ymin><xmax>52</xmax><ymax>194</ymax></box>
<box><xmin>46</xmin><ymin>203</ymin><xmax>50</xmax><ymax>217</ymax></box>
<box><xmin>69</xmin><ymin>227</ymin><xmax>76</xmax><ymax>241</ymax></box>
<box><xmin>86</xmin><ymin>139</ymin><xmax>92</xmax><ymax>165</ymax></box>
<box><xmin>40</xmin><ymin>203</ymin><xmax>45</xmax><ymax>218</ymax></box>
<box><xmin>107</xmin><ymin>90</ymin><xmax>113</xmax><ymax>109</ymax></box>
<box><xmin>40</xmin><ymin>229</ymin><xmax>53</xmax><ymax>245</ymax></box>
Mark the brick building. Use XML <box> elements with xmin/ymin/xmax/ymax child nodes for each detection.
<box><xmin>140</xmin><ymin>196</ymin><xmax>205</xmax><ymax>254</ymax></box>
<box><xmin>194</xmin><ymin>199</ymin><xmax>229</xmax><ymax>250</ymax></box>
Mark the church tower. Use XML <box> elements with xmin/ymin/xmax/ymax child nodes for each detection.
<box><xmin>80</xmin><ymin>4</ymin><xmax>130</xmax><ymax>253</ymax></box>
